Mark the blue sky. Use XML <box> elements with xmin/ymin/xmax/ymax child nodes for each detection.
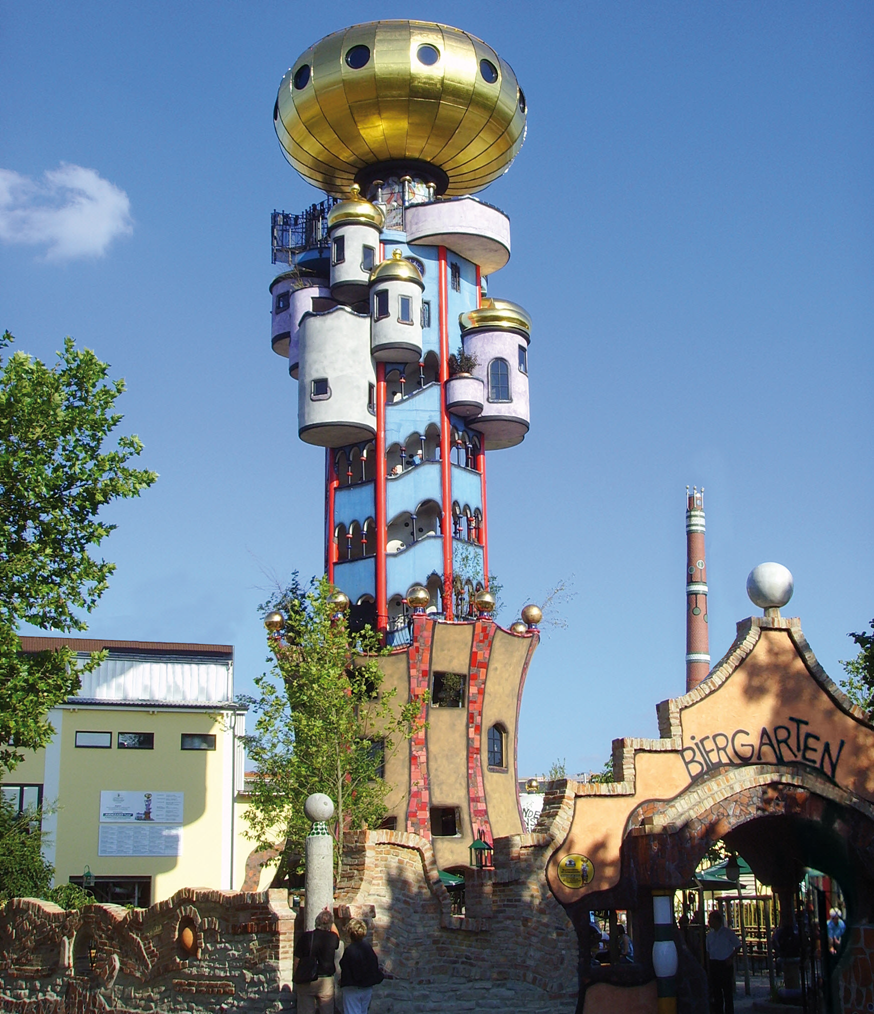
<box><xmin>2</xmin><ymin>1</ymin><xmax>871</xmax><ymax>777</ymax></box>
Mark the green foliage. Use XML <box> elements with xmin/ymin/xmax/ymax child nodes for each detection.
<box><xmin>243</xmin><ymin>575</ymin><xmax>426</xmax><ymax>875</ymax></box>
<box><xmin>589</xmin><ymin>756</ymin><xmax>615</xmax><ymax>784</ymax></box>
<box><xmin>840</xmin><ymin>619</ymin><xmax>874</xmax><ymax>711</ymax></box>
<box><xmin>0</xmin><ymin>799</ymin><xmax>53</xmax><ymax>902</ymax></box>
<box><xmin>547</xmin><ymin>758</ymin><xmax>566</xmax><ymax>780</ymax></box>
<box><xmin>447</xmin><ymin>345</ymin><xmax>479</xmax><ymax>376</ymax></box>
<box><xmin>46</xmin><ymin>881</ymin><xmax>95</xmax><ymax>910</ymax></box>
<box><xmin>0</xmin><ymin>331</ymin><xmax>156</xmax><ymax>774</ymax></box>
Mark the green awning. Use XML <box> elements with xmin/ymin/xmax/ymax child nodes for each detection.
<box><xmin>695</xmin><ymin>856</ymin><xmax>753</xmax><ymax>892</ymax></box>
<box><xmin>438</xmin><ymin>870</ymin><xmax>464</xmax><ymax>887</ymax></box>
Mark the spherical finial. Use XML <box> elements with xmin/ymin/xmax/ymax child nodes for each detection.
<box><xmin>746</xmin><ymin>563</ymin><xmax>794</xmax><ymax>611</ymax></box>
<box><xmin>510</xmin><ymin>621</ymin><xmax>528</xmax><ymax>635</ymax></box>
<box><xmin>349</xmin><ymin>183</ymin><xmax>360</xmax><ymax>198</ymax></box>
<box><xmin>264</xmin><ymin>610</ymin><xmax>285</xmax><ymax>633</ymax></box>
<box><xmin>474</xmin><ymin>589</ymin><xmax>496</xmax><ymax>614</ymax></box>
<box><xmin>406</xmin><ymin>584</ymin><xmax>430</xmax><ymax>611</ymax></box>
<box><xmin>327</xmin><ymin>589</ymin><xmax>350</xmax><ymax>614</ymax></box>
<box><xmin>304</xmin><ymin>793</ymin><xmax>335</xmax><ymax>823</ymax></box>
<box><xmin>521</xmin><ymin>604</ymin><xmax>542</xmax><ymax>628</ymax></box>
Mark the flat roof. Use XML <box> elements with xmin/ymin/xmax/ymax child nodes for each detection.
<box><xmin>19</xmin><ymin>635</ymin><xmax>233</xmax><ymax>659</ymax></box>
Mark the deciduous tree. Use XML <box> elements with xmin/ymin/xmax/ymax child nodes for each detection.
<box><xmin>0</xmin><ymin>330</ymin><xmax>156</xmax><ymax>774</ymax></box>
<box><xmin>243</xmin><ymin>575</ymin><xmax>424</xmax><ymax>875</ymax></box>
<box><xmin>840</xmin><ymin>619</ymin><xmax>874</xmax><ymax>712</ymax></box>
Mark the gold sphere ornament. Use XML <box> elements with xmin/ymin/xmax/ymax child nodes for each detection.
<box><xmin>264</xmin><ymin>610</ymin><xmax>285</xmax><ymax>633</ymax></box>
<box><xmin>510</xmin><ymin>621</ymin><xmax>528</xmax><ymax>635</ymax></box>
<box><xmin>405</xmin><ymin>585</ymin><xmax>430</xmax><ymax>611</ymax></box>
<box><xmin>520</xmin><ymin>604</ymin><xmax>542</xmax><ymax>627</ymax></box>
<box><xmin>179</xmin><ymin>924</ymin><xmax>196</xmax><ymax>955</ymax></box>
<box><xmin>328</xmin><ymin>589</ymin><xmax>351</xmax><ymax>612</ymax></box>
<box><xmin>474</xmin><ymin>589</ymin><xmax>496</xmax><ymax>614</ymax></box>
<box><xmin>275</xmin><ymin>20</ymin><xmax>527</xmax><ymax>197</ymax></box>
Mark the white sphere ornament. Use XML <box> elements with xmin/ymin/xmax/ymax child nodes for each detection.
<box><xmin>746</xmin><ymin>563</ymin><xmax>794</xmax><ymax>610</ymax></box>
<box><xmin>304</xmin><ymin>793</ymin><xmax>335</xmax><ymax>823</ymax></box>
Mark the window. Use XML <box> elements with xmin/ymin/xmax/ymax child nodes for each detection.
<box><xmin>432</xmin><ymin>671</ymin><xmax>466</xmax><ymax>708</ymax></box>
<box><xmin>311</xmin><ymin>378</ymin><xmax>330</xmax><ymax>400</ymax></box>
<box><xmin>368</xmin><ymin>383</ymin><xmax>376</xmax><ymax>413</ymax></box>
<box><xmin>518</xmin><ymin>344</ymin><xmax>528</xmax><ymax>374</ymax></box>
<box><xmin>488</xmin><ymin>358</ymin><xmax>510</xmax><ymax>402</ymax></box>
<box><xmin>407</xmin><ymin>256</ymin><xmax>425</xmax><ymax>277</ymax></box>
<box><xmin>181</xmin><ymin>734</ymin><xmax>216</xmax><ymax>751</ymax></box>
<box><xmin>378</xmin><ymin>815</ymin><xmax>398</xmax><ymax>831</ymax></box>
<box><xmin>1</xmin><ymin>784</ymin><xmax>42</xmax><ymax>814</ymax></box>
<box><xmin>75</xmin><ymin>731</ymin><xmax>111</xmax><ymax>749</ymax></box>
<box><xmin>274</xmin><ymin>291</ymin><xmax>290</xmax><ymax>314</ymax></box>
<box><xmin>488</xmin><ymin>725</ymin><xmax>506</xmax><ymax>768</ymax></box>
<box><xmin>332</xmin><ymin>235</ymin><xmax>345</xmax><ymax>265</ymax></box>
<box><xmin>118</xmin><ymin>732</ymin><xmax>154</xmax><ymax>750</ymax></box>
<box><xmin>450</xmin><ymin>262</ymin><xmax>461</xmax><ymax>292</ymax></box>
<box><xmin>398</xmin><ymin>294</ymin><xmax>413</xmax><ymax>324</ymax></box>
<box><xmin>374</xmin><ymin>289</ymin><xmax>389</xmax><ymax>320</ymax></box>
<box><xmin>345</xmin><ymin>44</ymin><xmax>371</xmax><ymax>69</ymax></box>
<box><xmin>430</xmin><ymin>806</ymin><xmax>460</xmax><ymax>837</ymax></box>
<box><xmin>361</xmin><ymin>245</ymin><xmax>375</xmax><ymax>272</ymax></box>
<box><xmin>68</xmin><ymin>876</ymin><xmax>151</xmax><ymax>907</ymax></box>
<box><xmin>368</xmin><ymin>740</ymin><xmax>385</xmax><ymax>779</ymax></box>
<box><xmin>421</xmin><ymin>300</ymin><xmax>431</xmax><ymax>328</ymax></box>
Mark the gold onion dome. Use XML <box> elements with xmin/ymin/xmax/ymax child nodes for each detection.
<box><xmin>370</xmin><ymin>248</ymin><xmax>425</xmax><ymax>287</ymax></box>
<box><xmin>460</xmin><ymin>298</ymin><xmax>532</xmax><ymax>334</ymax></box>
<box><xmin>274</xmin><ymin>20</ymin><xmax>527</xmax><ymax>197</ymax></box>
<box><xmin>326</xmin><ymin>184</ymin><xmax>385</xmax><ymax>229</ymax></box>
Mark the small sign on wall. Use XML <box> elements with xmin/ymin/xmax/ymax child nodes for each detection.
<box><xmin>98</xmin><ymin>823</ymin><xmax>182</xmax><ymax>857</ymax></box>
<box><xmin>99</xmin><ymin>791</ymin><xmax>183</xmax><ymax>824</ymax></box>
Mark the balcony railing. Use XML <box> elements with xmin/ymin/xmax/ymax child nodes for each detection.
<box><xmin>271</xmin><ymin>199</ymin><xmax>339</xmax><ymax>264</ymax></box>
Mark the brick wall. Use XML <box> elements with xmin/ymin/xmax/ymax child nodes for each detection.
<box><xmin>334</xmin><ymin>828</ymin><xmax>578</xmax><ymax>1009</ymax></box>
<box><xmin>0</xmin><ymin>888</ymin><xmax>295</xmax><ymax>1013</ymax></box>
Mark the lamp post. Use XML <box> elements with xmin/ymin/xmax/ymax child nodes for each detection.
<box><xmin>82</xmin><ymin>865</ymin><xmax>95</xmax><ymax>889</ymax></box>
<box><xmin>725</xmin><ymin>854</ymin><xmax>751</xmax><ymax>996</ymax></box>
<box><xmin>469</xmin><ymin>830</ymin><xmax>493</xmax><ymax>869</ymax></box>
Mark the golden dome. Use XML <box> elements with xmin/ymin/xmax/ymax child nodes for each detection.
<box><xmin>327</xmin><ymin>184</ymin><xmax>385</xmax><ymax>229</ymax></box>
<box><xmin>275</xmin><ymin>20</ymin><xmax>527</xmax><ymax>197</ymax></box>
<box><xmin>459</xmin><ymin>298</ymin><xmax>532</xmax><ymax>334</ymax></box>
<box><xmin>370</xmin><ymin>248</ymin><xmax>425</xmax><ymax>287</ymax></box>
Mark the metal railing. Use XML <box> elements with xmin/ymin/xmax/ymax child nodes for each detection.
<box><xmin>271</xmin><ymin>199</ymin><xmax>339</xmax><ymax>264</ymax></box>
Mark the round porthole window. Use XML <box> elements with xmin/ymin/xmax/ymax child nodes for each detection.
<box><xmin>480</xmin><ymin>59</ymin><xmax>498</xmax><ymax>84</ymax></box>
<box><xmin>293</xmin><ymin>64</ymin><xmax>311</xmax><ymax>90</ymax></box>
<box><xmin>273</xmin><ymin>99</ymin><xmax>279</xmax><ymax>121</ymax></box>
<box><xmin>417</xmin><ymin>44</ymin><xmax>440</xmax><ymax>66</ymax></box>
<box><xmin>517</xmin><ymin>87</ymin><xmax>526</xmax><ymax>113</ymax></box>
<box><xmin>345</xmin><ymin>45</ymin><xmax>370</xmax><ymax>69</ymax></box>
<box><xmin>406</xmin><ymin>256</ymin><xmax>425</xmax><ymax>276</ymax></box>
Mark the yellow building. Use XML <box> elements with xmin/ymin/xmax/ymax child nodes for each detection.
<box><xmin>3</xmin><ymin>636</ymin><xmax>254</xmax><ymax>905</ymax></box>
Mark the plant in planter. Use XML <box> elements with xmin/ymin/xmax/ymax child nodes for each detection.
<box><xmin>447</xmin><ymin>345</ymin><xmax>479</xmax><ymax>376</ymax></box>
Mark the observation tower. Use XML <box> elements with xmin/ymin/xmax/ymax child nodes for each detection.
<box><xmin>268</xmin><ymin>21</ymin><xmax>538</xmax><ymax>863</ymax></box>
<box><xmin>269</xmin><ymin>21</ymin><xmax>531</xmax><ymax>640</ymax></box>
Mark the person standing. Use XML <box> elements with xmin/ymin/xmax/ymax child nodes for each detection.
<box><xmin>706</xmin><ymin>910</ymin><xmax>741</xmax><ymax>1014</ymax></box>
<box><xmin>294</xmin><ymin>909</ymin><xmax>341</xmax><ymax>1014</ymax></box>
<box><xmin>339</xmin><ymin>918</ymin><xmax>384</xmax><ymax>1014</ymax></box>
<box><xmin>827</xmin><ymin>908</ymin><xmax>846</xmax><ymax>954</ymax></box>
<box><xmin>616</xmin><ymin>923</ymin><xmax>634</xmax><ymax>963</ymax></box>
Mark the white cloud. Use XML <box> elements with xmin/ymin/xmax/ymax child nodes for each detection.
<box><xmin>0</xmin><ymin>164</ymin><xmax>133</xmax><ymax>261</ymax></box>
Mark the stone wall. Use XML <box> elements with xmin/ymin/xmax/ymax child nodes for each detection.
<box><xmin>334</xmin><ymin>827</ymin><xmax>578</xmax><ymax>1012</ymax></box>
<box><xmin>0</xmin><ymin>888</ymin><xmax>295</xmax><ymax>1013</ymax></box>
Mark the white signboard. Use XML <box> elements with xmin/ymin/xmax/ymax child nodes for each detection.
<box><xmin>99</xmin><ymin>791</ymin><xmax>183</xmax><ymax>824</ymax></box>
<box><xmin>521</xmin><ymin>793</ymin><xmax>545</xmax><ymax>833</ymax></box>
<box><xmin>98</xmin><ymin>823</ymin><xmax>183</xmax><ymax>857</ymax></box>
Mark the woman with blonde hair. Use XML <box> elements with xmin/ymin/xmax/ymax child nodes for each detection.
<box><xmin>339</xmin><ymin>918</ymin><xmax>384</xmax><ymax>1014</ymax></box>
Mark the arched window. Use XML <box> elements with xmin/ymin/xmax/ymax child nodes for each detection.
<box><xmin>488</xmin><ymin>359</ymin><xmax>510</xmax><ymax>402</ymax></box>
<box><xmin>488</xmin><ymin>724</ymin><xmax>506</xmax><ymax>768</ymax></box>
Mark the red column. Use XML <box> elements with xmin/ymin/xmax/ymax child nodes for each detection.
<box><xmin>326</xmin><ymin>449</ymin><xmax>338</xmax><ymax>583</ymax></box>
<box><xmin>406</xmin><ymin>614</ymin><xmax>432</xmax><ymax>835</ymax></box>
<box><xmin>474</xmin><ymin>265</ymin><xmax>488</xmax><ymax>588</ymax></box>
<box><xmin>438</xmin><ymin>246</ymin><xmax>453</xmax><ymax>619</ymax></box>
<box><xmin>376</xmin><ymin>363</ymin><xmax>387</xmax><ymax>630</ymax></box>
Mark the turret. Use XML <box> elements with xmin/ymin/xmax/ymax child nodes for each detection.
<box><xmin>369</xmin><ymin>250</ymin><xmax>424</xmax><ymax>363</ymax></box>
<box><xmin>327</xmin><ymin>186</ymin><xmax>384</xmax><ymax>305</ymax></box>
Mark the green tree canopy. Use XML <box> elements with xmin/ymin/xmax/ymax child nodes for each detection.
<box><xmin>243</xmin><ymin>575</ymin><xmax>425</xmax><ymax>875</ymax></box>
<box><xmin>840</xmin><ymin>619</ymin><xmax>874</xmax><ymax>712</ymax></box>
<box><xmin>0</xmin><ymin>330</ymin><xmax>156</xmax><ymax>774</ymax></box>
